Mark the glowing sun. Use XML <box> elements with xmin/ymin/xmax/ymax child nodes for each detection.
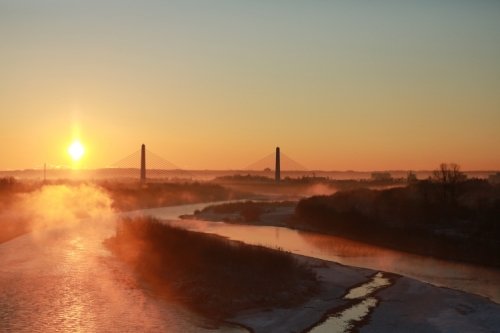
<box><xmin>68</xmin><ymin>140</ymin><xmax>85</xmax><ymax>161</ymax></box>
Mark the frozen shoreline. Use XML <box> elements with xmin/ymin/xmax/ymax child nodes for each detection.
<box><xmin>111</xmin><ymin>202</ymin><xmax>500</xmax><ymax>331</ymax></box>
<box><xmin>228</xmin><ymin>256</ymin><xmax>374</xmax><ymax>333</ymax></box>
<box><xmin>228</xmin><ymin>255</ymin><xmax>500</xmax><ymax>333</ymax></box>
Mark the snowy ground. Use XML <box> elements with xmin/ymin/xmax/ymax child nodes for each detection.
<box><xmin>230</xmin><ymin>256</ymin><xmax>500</xmax><ymax>333</ymax></box>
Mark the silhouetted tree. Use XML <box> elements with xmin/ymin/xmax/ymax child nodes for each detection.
<box><xmin>433</xmin><ymin>163</ymin><xmax>466</xmax><ymax>184</ymax></box>
<box><xmin>432</xmin><ymin>163</ymin><xmax>467</xmax><ymax>204</ymax></box>
<box><xmin>406</xmin><ymin>171</ymin><xmax>418</xmax><ymax>184</ymax></box>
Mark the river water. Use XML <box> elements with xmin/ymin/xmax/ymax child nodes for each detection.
<box><xmin>1</xmin><ymin>201</ymin><xmax>499</xmax><ymax>332</ymax></box>
<box><xmin>0</xmin><ymin>208</ymin><xmax>245</xmax><ymax>333</ymax></box>
<box><xmin>140</xmin><ymin>202</ymin><xmax>500</xmax><ymax>304</ymax></box>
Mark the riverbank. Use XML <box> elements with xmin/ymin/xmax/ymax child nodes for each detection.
<box><xmin>361</xmin><ymin>275</ymin><xmax>500</xmax><ymax>332</ymax></box>
<box><xmin>102</xmin><ymin>181</ymin><xmax>250</xmax><ymax>211</ymax></box>
<box><xmin>104</xmin><ymin>216</ymin><xmax>318</xmax><ymax>320</ymax></box>
<box><xmin>181</xmin><ymin>201</ymin><xmax>295</xmax><ymax>226</ymax></box>
<box><xmin>228</xmin><ymin>255</ymin><xmax>500</xmax><ymax>333</ymax></box>
<box><xmin>187</xmin><ymin>196</ymin><xmax>500</xmax><ymax>268</ymax></box>
<box><xmin>228</xmin><ymin>257</ymin><xmax>378</xmax><ymax>333</ymax></box>
<box><xmin>294</xmin><ymin>183</ymin><xmax>500</xmax><ymax>268</ymax></box>
<box><xmin>106</xmin><ymin>214</ymin><xmax>500</xmax><ymax>332</ymax></box>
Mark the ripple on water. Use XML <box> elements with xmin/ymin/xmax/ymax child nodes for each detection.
<box><xmin>0</xmin><ymin>220</ymin><xmax>247</xmax><ymax>333</ymax></box>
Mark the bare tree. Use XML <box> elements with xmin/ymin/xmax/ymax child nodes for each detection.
<box><xmin>432</xmin><ymin>163</ymin><xmax>467</xmax><ymax>203</ymax></box>
<box><xmin>407</xmin><ymin>171</ymin><xmax>418</xmax><ymax>184</ymax></box>
<box><xmin>433</xmin><ymin>163</ymin><xmax>467</xmax><ymax>185</ymax></box>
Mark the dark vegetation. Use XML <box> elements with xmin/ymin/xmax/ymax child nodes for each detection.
<box><xmin>0</xmin><ymin>177</ymin><xmax>38</xmax><ymax>199</ymax></box>
<box><xmin>213</xmin><ymin>174</ymin><xmax>406</xmax><ymax>198</ymax></box>
<box><xmin>294</xmin><ymin>165</ymin><xmax>500</xmax><ymax>267</ymax></box>
<box><xmin>100</xmin><ymin>181</ymin><xmax>245</xmax><ymax>211</ymax></box>
<box><xmin>194</xmin><ymin>200</ymin><xmax>295</xmax><ymax>223</ymax></box>
<box><xmin>215</xmin><ymin>173</ymin><xmax>406</xmax><ymax>189</ymax></box>
<box><xmin>0</xmin><ymin>177</ymin><xmax>246</xmax><ymax>243</ymax></box>
<box><xmin>104</xmin><ymin>217</ymin><xmax>318</xmax><ymax>319</ymax></box>
<box><xmin>0</xmin><ymin>177</ymin><xmax>33</xmax><ymax>243</ymax></box>
<box><xmin>215</xmin><ymin>174</ymin><xmax>274</xmax><ymax>183</ymax></box>
<box><xmin>1</xmin><ymin>177</ymin><xmax>246</xmax><ymax>212</ymax></box>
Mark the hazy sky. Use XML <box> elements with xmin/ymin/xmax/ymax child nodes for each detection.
<box><xmin>1</xmin><ymin>0</ymin><xmax>499</xmax><ymax>170</ymax></box>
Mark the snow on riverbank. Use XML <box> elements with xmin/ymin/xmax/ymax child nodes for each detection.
<box><xmin>229</xmin><ymin>255</ymin><xmax>500</xmax><ymax>333</ymax></box>
<box><xmin>228</xmin><ymin>257</ymin><xmax>374</xmax><ymax>333</ymax></box>
<box><xmin>363</xmin><ymin>276</ymin><xmax>500</xmax><ymax>332</ymax></box>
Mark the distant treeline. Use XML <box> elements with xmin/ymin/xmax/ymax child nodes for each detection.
<box><xmin>214</xmin><ymin>173</ymin><xmax>406</xmax><ymax>190</ymax></box>
<box><xmin>294</xmin><ymin>179</ymin><xmax>500</xmax><ymax>267</ymax></box>
<box><xmin>100</xmin><ymin>181</ymin><xmax>245</xmax><ymax>211</ymax></box>
<box><xmin>0</xmin><ymin>177</ymin><xmax>34</xmax><ymax>243</ymax></box>
<box><xmin>0</xmin><ymin>178</ymin><xmax>247</xmax><ymax>243</ymax></box>
<box><xmin>104</xmin><ymin>217</ymin><xmax>318</xmax><ymax>319</ymax></box>
<box><xmin>0</xmin><ymin>178</ymin><xmax>247</xmax><ymax>212</ymax></box>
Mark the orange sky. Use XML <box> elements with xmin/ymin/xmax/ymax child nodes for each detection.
<box><xmin>1</xmin><ymin>1</ymin><xmax>499</xmax><ymax>171</ymax></box>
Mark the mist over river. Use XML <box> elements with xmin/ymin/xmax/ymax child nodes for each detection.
<box><xmin>1</xmin><ymin>201</ymin><xmax>499</xmax><ymax>332</ymax></box>
<box><xmin>0</xmin><ymin>205</ymin><xmax>245</xmax><ymax>333</ymax></box>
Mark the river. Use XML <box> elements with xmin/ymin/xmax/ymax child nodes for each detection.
<box><xmin>138</xmin><ymin>202</ymin><xmax>500</xmax><ymax>304</ymax></box>
<box><xmin>1</xmin><ymin>201</ymin><xmax>499</xmax><ymax>332</ymax></box>
<box><xmin>0</xmin><ymin>205</ymin><xmax>245</xmax><ymax>333</ymax></box>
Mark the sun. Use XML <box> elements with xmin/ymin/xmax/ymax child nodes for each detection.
<box><xmin>68</xmin><ymin>140</ymin><xmax>85</xmax><ymax>161</ymax></box>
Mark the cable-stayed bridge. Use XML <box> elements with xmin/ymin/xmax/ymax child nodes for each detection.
<box><xmin>246</xmin><ymin>150</ymin><xmax>307</xmax><ymax>171</ymax></box>
<box><xmin>106</xmin><ymin>145</ymin><xmax>306</xmax><ymax>182</ymax></box>
<box><xmin>4</xmin><ymin>145</ymin><xmax>308</xmax><ymax>182</ymax></box>
<box><xmin>107</xmin><ymin>145</ymin><xmax>190</xmax><ymax>181</ymax></box>
<box><xmin>110</xmin><ymin>148</ymin><xmax>179</xmax><ymax>170</ymax></box>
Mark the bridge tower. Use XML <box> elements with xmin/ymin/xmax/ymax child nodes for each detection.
<box><xmin>140</xmin><ymin>144</ymin><xmax>146</xmax><ymax>182</ymax></box>
<box><xmin>275</xmin><ymin>146</ymin><xmax>280</xmax><ymax>183</ymax></box>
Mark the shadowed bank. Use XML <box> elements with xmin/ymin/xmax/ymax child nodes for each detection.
<box><xmin>104</xmin><ymin>216</ymin><xmax>319</xmax><ymax>320</ymax></box>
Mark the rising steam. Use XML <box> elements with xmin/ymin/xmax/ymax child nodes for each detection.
<box><xmin>0</xmin><ymin>184</ymin><xmax>114</xmax><ymax>239</ymax></box>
